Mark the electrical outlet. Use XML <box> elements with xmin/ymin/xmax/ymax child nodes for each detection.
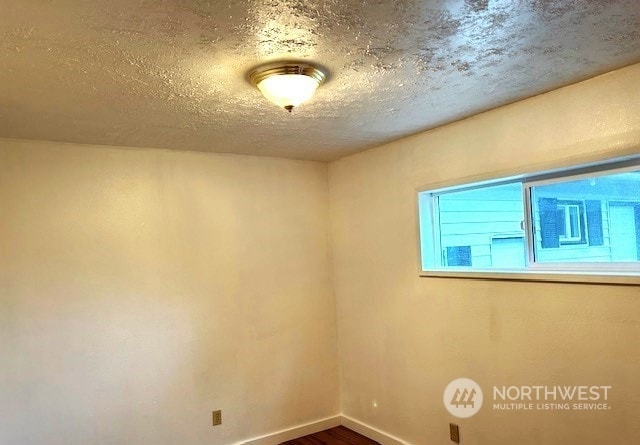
<box><xmin>212</xmin><ymin>410</ymin><xmax>222</xmax><ymax>426</ymax></box>
<box><xmin>449</xmin><ymin>423</ymin><xmax>460</xmax><ymax>443</ymax></box>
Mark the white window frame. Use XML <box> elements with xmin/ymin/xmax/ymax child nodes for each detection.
<box><xmin>417</xmin><ymin>156</ymin><xmax>640</xmax><ymax>285</ymax></box>
<box><xmin>558</xmin><ymin>203</ymin><xmax>583</xmax><ymax>243</ymax></box>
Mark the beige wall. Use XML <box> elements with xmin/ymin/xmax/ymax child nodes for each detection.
<box><xmin>0</xmin><ymin>140</ymin><xmax>340</xmax><ymax>445</ymax></box>
<box><xmin>329</xmin><ymin>63</ymin><xmax>640</xmax><ymax>445</ymax></box>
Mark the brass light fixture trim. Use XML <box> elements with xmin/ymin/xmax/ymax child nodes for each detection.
<box><xmin>249</xmin><ymin>63</ymin><xmax>326</xmax><ymax>85</ymax></box>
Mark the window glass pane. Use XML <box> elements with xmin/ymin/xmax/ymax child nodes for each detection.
<box><xmin>419</xmin><ymin>183</ymin><xmax>526</xmax><ymax>269</ymax></box>
<box><xmin>531</xmin><ymin>170</ymin><xmax>640</xmax><ymax>263</ymax></box>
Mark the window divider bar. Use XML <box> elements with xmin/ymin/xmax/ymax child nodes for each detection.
<box><xmin>523</xmin><ymin>184</ymin><xmax>535</xmax><ymax>268</ymax></box>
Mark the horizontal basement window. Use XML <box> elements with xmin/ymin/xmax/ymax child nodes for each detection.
<box><xmin>417</xmin><ymin>157</ymin><xmax>640</xmax><ymax>283</ymax></box>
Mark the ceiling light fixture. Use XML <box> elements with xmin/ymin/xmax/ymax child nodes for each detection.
<box><xmin>250</xmin><ymin>62</ymin><xmax>325</xmax><ymax>112</ymax></box>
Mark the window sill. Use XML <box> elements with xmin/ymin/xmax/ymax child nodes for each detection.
<box><xmin>419</xmin><ymin>269</ymin><xmax>640</xmax><ymax>285</ymax></box>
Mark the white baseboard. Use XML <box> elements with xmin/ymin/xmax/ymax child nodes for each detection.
<box><xmin>236</xmin><ymin>413</ymin><xmax>411</xmax><ymax>445</ymax></box>
<box><xmin>240</xmin><ymin>415</ymin><xmax>342</xmax><ymax>445</ymax></box>
<box><xmin>340</xmin><ymin>415</ymin><xmax>410</xmax><ymax>445</ymax></box>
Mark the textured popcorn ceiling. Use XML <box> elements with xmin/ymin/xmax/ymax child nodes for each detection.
<box><xmin>1</xmin><ymin>1</ymin><xmax>639</xmax><ymax>161</ymax></box>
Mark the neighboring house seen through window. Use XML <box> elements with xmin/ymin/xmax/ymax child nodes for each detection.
<box><xmin>418</xmin><ymin>158</ymin><xmax>640</xmax><ymax>276</ymax></box>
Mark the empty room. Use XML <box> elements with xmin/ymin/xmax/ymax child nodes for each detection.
<box><xmin>1</xmin><ymin>1</ymin><xmax>639</xmax><ymax>445</ymax></box>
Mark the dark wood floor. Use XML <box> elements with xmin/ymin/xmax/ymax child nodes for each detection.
<box><xmin>281</xmin><ymin>427</ymin><xmax>379</xmax><ymax>445</ymax></box>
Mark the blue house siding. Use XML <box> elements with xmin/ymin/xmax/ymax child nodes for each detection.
<box><xmin>437</xmin><ymin>183</ymin><xmax>524</xmax><ymax>268</ymax></box>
